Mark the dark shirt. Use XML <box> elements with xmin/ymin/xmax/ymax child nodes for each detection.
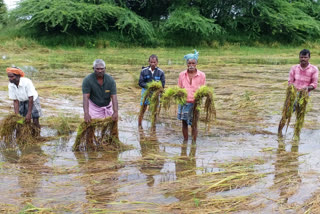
<box><xmin>82</xmin><ymin>73</ymin><xmax>117</xmax><ymax>107</ymax></box>
<box><xmin>138</xmin><ymin>66</ymin><xmax>165</xmax><ymax>88</ymax></box>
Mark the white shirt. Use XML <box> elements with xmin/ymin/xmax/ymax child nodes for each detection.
<box><xmin>8</xmin><ymin>77</ymin><xmax>38</xmax><ymax>101</ymax></box>
<box><xmin>149</xmin><ymin>67</ymin><xmax>155</xmax><ymax>76</ymax></box>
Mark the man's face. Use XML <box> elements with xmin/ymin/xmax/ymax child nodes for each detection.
<box><xmin>187</xmin><ymin>59</ymin><xmax>197</xmax><ymax>72</ymax></box>
<box><xmin>93</xmin><ymin>63</ymin><xmax>105</xmax><ymax>78</ymax></box>
<box><xmin>149</xmin><ymin>57</ymin><xmax>158</xmax><ymax>70</ymax></box>
<box><xmin>7</xmin><ymin>72</ymin><xmax>19</xmax><ymax>85</ymax></box>
<box><xmin>299</xmin><ymin>54</ymin><xmax>310</xmax><ymax>67</ymax></box>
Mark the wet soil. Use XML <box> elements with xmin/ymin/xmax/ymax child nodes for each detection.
<box><xmin>1</xmin><ymin>47</ymin><xmax>320</xmax><ymax>213</ymax></box>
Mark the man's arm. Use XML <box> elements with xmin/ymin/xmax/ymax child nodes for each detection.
<box><xmin>138</xmin><ymin>70</ymin><xmax>147</xmax><ymax>88</ymax></box>
<box><xmin>83</xmin><ymin>93</ymin><xmax>91</xmax><ymax>122</ymax></box>
<box><xmin>161</xmin><ymin>71</ymin><xmax>165</xmax><ymax>88</ymax></box>
<box><xmin>111</xmin><ymin>94</ymin><xmax>118</xmax><ymax>121</ymax></box>
<box><xmin>25</xmin><ymin>96</ymin><xmax>33</xmax><ymax>122</ymax></box>
<box><xmin>288</xmin><ymin>67</ymin><xmax>295</xmax><ymax>85</ymax></box>
<box><xmin>13</xmin><ymin>100</ymin><xmax>19</xmax><ymax>114</ymax></box>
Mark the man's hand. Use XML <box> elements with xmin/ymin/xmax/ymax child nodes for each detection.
<box><xmin>302</xmin><ymin>85</ymin><xmax>314</xmax><ymax>92</ymax></box>
<box><xmin>25</xmin><ymin>113</ymin><xmax>32</xmax><ymax>123</ymax></box>
<box><xmin>112</xmin><ymin>111</ymin><xmax>118</xmax><ymax>121</ymax></box>
<box><xmin>84</xmin><ymin>113</ymin><xmax>91</xmax><ymax>123</ymax></box>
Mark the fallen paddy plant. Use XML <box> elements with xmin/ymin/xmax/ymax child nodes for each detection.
<box><xmin>138</xmin><ymin>81</ymin><xmax>163</xmax><ymax>126</ymax></box>
<box><xmin>73</xmin><ymin>117</ymin><xmax>126</xmax><ymax>151</ymax></box>
<box><xmin>293</xmin><ymin>90</ymin><xmax>309</xmax><ymax>140</ymax></box>
<box><xmin>163</xmin><ymin>158</ymin><xmax>265</xmax><ymax>213</ymax></box>
<box><xmin>0</xmin><ymin>114</ymin><xmax>39</xmax><ymax>145</ymax></box>
<box><xmin>192</xmin><ymin>86</ymin><xmax>216</xmax><ymax>130</ymax></box>
<box><xmin>278</xmin><ymin>85</ymin><xmax>297</xmax><ymax>135</ymax></box>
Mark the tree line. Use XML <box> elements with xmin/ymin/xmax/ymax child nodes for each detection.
<box><xmin>1</xmin><ymin>0</ymin><xmax>320</xmax><ymax>46</ymax></box>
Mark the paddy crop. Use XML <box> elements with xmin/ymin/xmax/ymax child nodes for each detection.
<box><xmin>0</xmin><ymin>40</ymin><xmax>320</xmax><ymax>213</ymax></box>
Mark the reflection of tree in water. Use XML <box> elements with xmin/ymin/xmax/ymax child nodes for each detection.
<box><xmin>273</xmin><ymin>137</ymin><xmax>301</xmax><ymax>204</ymax></box>
<box><xmin>74</xmin><ymin>150</ymin><xmax>120</xmax><ymax>203</ymax></box>
<box><xmin>0</xmin><ymin>142</ymin><xmax>48</xmax><ymax>199</ymax></box>
<box><xmin>138</xmin><ymin>127</ymin><xmax>165</xmax><ymax>187</ymax></box>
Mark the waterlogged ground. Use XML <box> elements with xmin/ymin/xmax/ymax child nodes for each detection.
<box><xmin>1</xmin><ymin>44</ymin><xmax>320</xmax><ymax>213</ymax></box>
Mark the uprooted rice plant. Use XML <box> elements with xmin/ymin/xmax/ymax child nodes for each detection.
<box><xmin>192</xmin><ymin>85</ymin><xmax>216</xmax><ymax>130</ymax></box>
<box><xmin>149</xmin><ymin>87</ymin><xmax>164</xmax><ymax>128</ymax></box>
<box><xmin>278</xmin><ymin>85</ymin><xmax>297</xmax><ymax>135</ymax></box>
<box><xmin>73</xmin><ymin>117</ymin><xmax>128</xmax><ymax>151</ymax></box>
<box><xmin>138</xmin><ymin>81</ymin><xmax>163</xmax><ymax>126</ymax></box>
<box><xmin>294</xmin><ymin>90</ymin><xmax>309</xmax><ymax>140</ymax></box>
<box><xmin>160</xmin><ymin>87</ymin><xmax>187</xmax><ymax>111</ymax></box>
<box><xmin>0</xmin><ymin>114</ymin><xmax>39</xmax><ymax>145</ymax></box>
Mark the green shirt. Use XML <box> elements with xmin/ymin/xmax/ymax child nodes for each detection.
<box><xmin>82</xmin><ymin>73</ymin><xmax>117</xmax><ymax>107</ymax></box>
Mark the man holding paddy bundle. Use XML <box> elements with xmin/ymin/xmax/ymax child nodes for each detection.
<box><xmin>278</xmin><ymin>49</ymin><xmax>319</xmax><ymax>136</ymax></box>
<box><xmin>178</xmin><ymin>50</ymin><xmax>206</xmax><ymax>142</ymax></box>
<box><xmin>288</xmin><ymin>49</ymin><xmax>318</xmax><ymax>92</ymax></box>
<box><xmin>82</xmin><ymin>59</ymin><xmax>118</xmax><ymax>122</ymax></box>
<box><xmin>7</xmin><ymin>67</ymin><xmax>42</xmax><ymax>135</ymax></box>
<box><xmin>138</xmin><ymin>54</ymin><xmax>165</xmax><ymax>126</ymax></box>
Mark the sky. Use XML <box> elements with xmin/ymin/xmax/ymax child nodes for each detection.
<box><xmin>4</xmin><ymin>0</ymin><xmax>20</xmax><ymax>10</ymax></box>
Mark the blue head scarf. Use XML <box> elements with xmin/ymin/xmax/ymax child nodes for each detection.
<box><xmin>183</xmin><ymin>50</ymin><xmax>199</xmax><ymax>62</ymax></box>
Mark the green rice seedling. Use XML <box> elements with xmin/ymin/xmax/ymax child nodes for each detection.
<box><xmin>293</xmin><ymin>90</ymin><xmax>309</xmax><ymax>140</ymax></box>
<box><xmin>73</xmin><ymin>117</ymin><xmax>128</xmax><ymax>151</ymax></box>
<box><xmin>192</xmin><ymin>86</ymin><xmax>216</xmax><ymax>130</ymax></box>
<box><xmin>278</xmin><ymin>85</ymin><xmax>297</xmax><ymax>135</ymax></box>
<box><xmin>0</xmin><ymin>114</ymin><xmax>39</xmax><ymax>145</ymax></box>
<box><xmin>160</xmin><ymin>87</ymin><xmax>187</xmax><ymax>110</ymax></box>
<box><xmin>138</xmin><ymin>81</ymin><xmax>163</xmax><ymax>124</ymax></box>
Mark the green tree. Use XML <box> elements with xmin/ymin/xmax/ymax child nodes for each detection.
<box><xmin>161</xmin><ymin>7</ymin><xmax>222</xmax><ymax>44</ymax></box>
<box><xmin>0</xmin><ymin>0</ymin><xmax>7</xmax><ymax>25</ymax></box>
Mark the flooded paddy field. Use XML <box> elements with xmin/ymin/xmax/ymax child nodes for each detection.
<box><xmin>1</xmin><ymin>44</ymin><xmax>320</xmax><ymax>213</ymax></box>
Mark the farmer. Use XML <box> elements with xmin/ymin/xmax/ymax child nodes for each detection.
<box><xmin>178</xmin><ymin>50</ymin><xmax>206</xmax><ymax>142</ymax></box>
<box><xmin>138</xmin><ymin>54</ymin><xmax>165</xmax><ymax>126</ymax></box>
<box><xmin>7</xmin><ymin>67</ymin><xmax>42</xmax><ymax>134</ymax></box>
<box><xmin>288</xmin><ymin>49</ymin><xmax>318</xmax><ymax>92</ymax></box>
<box><xmin>82</xmin><ymin>59</ymin><xmax>118</xmax><ymax>122</ymax></box>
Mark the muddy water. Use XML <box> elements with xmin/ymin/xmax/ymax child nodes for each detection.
<box><xmin>1</xmin><ymin>57</ymin><xmax>320</xmax><ymax>212</ymax></box>
<box><xmin>1</xmin><ymin>102</ymin><xmax>320</xmax><ymax>213</ymax></box>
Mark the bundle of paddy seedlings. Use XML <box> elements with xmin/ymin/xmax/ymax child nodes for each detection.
<box><xmin>149</xmin><ymin>87</ymin><xmax>164</xmax><ymax>128</ymax></box>
<box><xmin>0</xmin><ymin>114</ymin><xmax>39</xmax><ymax>145</ymax></box>
<box><xmin>278</xmin><ymin>85</ymin><xmax>297</xmax><ymax>135</ymax></box>
<box><xmin>138</xmin><ymin>81</ymin><xmax>163</xmax><ymax>126</ymax></box>
<box><xmin>73</xmin><ymin>117</ymin><xmax>125</xmax><ymax>151</ymax></box>
<box><xmin>160</xmin><ymin>86</ymin><xmax>187</xmax><ymax>111</ymax></box>
<box><xmin>192</xmin><ymin>85</ymin><xmax>216</xmax><ymax>130</ymax></box>
<box><xmin>293</xmin><ymin>90</ymin><xmax>309</xmax><ymax>140</ymax></box>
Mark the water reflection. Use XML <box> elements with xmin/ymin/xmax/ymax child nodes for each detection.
<box><xmin>138</xmin><ymin>127</ymin><xmax>165</xmax><ymax>187</ymax></box>
<box><xmin>175</xmin><ymin>141</ymin><xmax>197</xmax><ymax>179</ymax></box>
<box><xmin>74</xmin><ymin>150</ymin><xmax>120</xmax><ymax>203</ymax></box>
<box><xmin>273</xmin><ymin>137</ymin><xmax>301</xmax><ymax>204</ymax></box>
<box><xmin>0</xmin><ymin>143</ymin><xmax>47</xmax><ymax>200</ymax></box>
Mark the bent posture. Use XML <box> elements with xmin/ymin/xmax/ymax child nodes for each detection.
<box><xmin>7</xmin><ymin>67</ymin><xmax>42</xmax><ymax>135</ymax></box>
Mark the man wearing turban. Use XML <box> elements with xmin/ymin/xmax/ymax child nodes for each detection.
<box><xmin>6</xmin><ymin>67</ymin><xmax>42</xmax><ymax>135</ymax></box>
<box><xmin>177</xmin><ymin>50</ymin><xmax>206</xmax><ymax>142</ymax></box>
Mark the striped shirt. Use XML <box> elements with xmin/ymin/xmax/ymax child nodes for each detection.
<box><xmin>288</xmin><ymin>63</ymin><xmax>319</xmax><ymax>90</ymax></box>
